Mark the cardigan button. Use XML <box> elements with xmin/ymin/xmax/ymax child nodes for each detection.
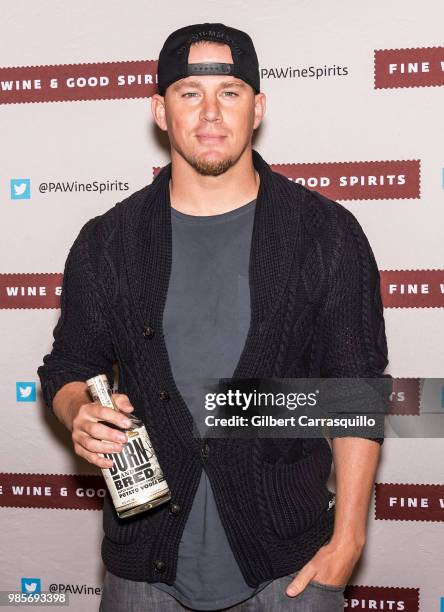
<box><xmin>169</xmin><ymin>502</ymin><xmax>181</xmax><ymax>514</ymax></box>
<box><xmin>201</xmin><ymin>441</ymin><xmax>210</xmax><ymax>458</ymax></box>
<box><xmin>153</xmin><ymin>559</ymin><xmax>166</xmax><ymax>573</ymax></box>
<box><xmin>142</xmin><ymin>326</ymin><xmax>155</xmax><ymax>338</ymax></box>
<box><xmin>159</xmin><ymin>390</ymin><xmax>170</xmax><ymax>401</ymax></box>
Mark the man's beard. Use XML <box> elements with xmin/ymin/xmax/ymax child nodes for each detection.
<box><xmin>186</xmin><ymin>153</ymin><xmax>235</xmax><ymax>177</ymax></box>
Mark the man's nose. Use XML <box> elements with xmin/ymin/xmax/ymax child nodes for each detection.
<box><xmin>199</xmin><ymin>95</ymin><xmax>222</xmax><ymax>122</ymax></box>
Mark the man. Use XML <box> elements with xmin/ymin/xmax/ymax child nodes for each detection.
<box><xmin>37</xmin><ymin>23</ymin><xmax>390</xmax><ymax>611</ymax></box>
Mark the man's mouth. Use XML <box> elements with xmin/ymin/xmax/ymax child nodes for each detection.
<box><xmin>196</xmin><ymin>133</ymin><xmax>227</xmax><ymax>143</ymax></box>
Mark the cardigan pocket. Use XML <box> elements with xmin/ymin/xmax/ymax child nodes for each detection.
<box><xmin>257</xmin><ymin>439</ymin><xmax>333</xmax><ymax>540</ymax></box>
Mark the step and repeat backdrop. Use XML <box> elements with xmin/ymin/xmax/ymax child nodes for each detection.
<box><xmin>1</xmin><ymin>1</ymin><xmax>443</xmax><ymax>610</ymax></box>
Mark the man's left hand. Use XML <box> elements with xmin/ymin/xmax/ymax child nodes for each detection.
<box><xmin>286</xmin><ymin>537</ymin><xmax>364</xmax><ymax>597</ymax></box>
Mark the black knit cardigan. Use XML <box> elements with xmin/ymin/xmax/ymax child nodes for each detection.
<box><xmin>37</xmin><ymin>149</ymin><xmax>389</xmax><ymax>586</ymax></box>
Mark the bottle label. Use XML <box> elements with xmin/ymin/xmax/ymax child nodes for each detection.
<box><xmin>101</xmin><ymin>424</ymin><xmax>169</xmax><ymax>510</ymax></box>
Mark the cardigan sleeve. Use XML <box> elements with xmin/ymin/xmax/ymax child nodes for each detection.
<box><xmin>37</xmin><ymin>220</ymin><xmax>116</xmax><ymax>414</ymax></box>
<box><xmin>319</xmin><ymin>208</ymin><xmax>391</xmax><ymax>445</ymax></box>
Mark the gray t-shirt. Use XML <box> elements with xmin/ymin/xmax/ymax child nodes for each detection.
<box><xmin>151</xmin><ymin>199</ymin><xmax>272</xmax><ymax>609</ymax></box>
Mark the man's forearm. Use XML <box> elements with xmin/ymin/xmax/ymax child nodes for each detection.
<box><xmin>329</xmin><ymin>437</ymin><xmax>381</xmax><ymax>548</ymax></box>
<box><xmin>52</xmin><ymin>381</ymin><xmax>91</xmax><ymax>432</ymax></box>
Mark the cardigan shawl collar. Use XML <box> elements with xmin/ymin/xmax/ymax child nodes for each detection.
<box><xmin>121</xmin><ymin>149</ymin><xmax>306</xmax><ymax>383</ymax></box>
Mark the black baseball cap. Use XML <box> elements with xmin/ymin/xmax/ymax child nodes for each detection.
<box><xmin>157</xmin><ymin>22</ymin><xmax>260</xmax><ymax>95</ymax></box>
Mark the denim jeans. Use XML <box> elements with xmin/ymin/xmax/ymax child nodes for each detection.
<box><xmin>99</xmin><ymin>569</ymin><xmax>345</xmax><ymax>611</ymax></box>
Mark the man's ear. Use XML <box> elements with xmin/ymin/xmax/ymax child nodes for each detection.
<box><xmin>151</xmin><ymin>94</ymin><xmax>168</xmax><ymax>132</ymax></box>
<box><xmin>253</xmin><ymin>92</ymin><xmax>266</xmax><ymax>130</ymax></box>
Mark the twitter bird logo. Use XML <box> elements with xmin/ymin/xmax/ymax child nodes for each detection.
<box><xmin>10</xmin><ymin>178</ymin><xmax>31</xmax><ymax>199</ymax></box>
<box><xmin>21</xmin><ymin>578</ymin><xmax>41</xmax><ymax>594</ymax></box>
<box><xmin>16</xmin><ymin>382</ymin><xmax>36</xmax><ymax>402</ymax></box>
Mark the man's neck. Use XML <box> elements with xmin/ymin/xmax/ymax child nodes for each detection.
<box><xmin>169</xmin><ymin>148</ymin><xmax>260</xmax><ymax>216</ymax></box>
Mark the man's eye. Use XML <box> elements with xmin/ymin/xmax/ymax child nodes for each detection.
<box><xmin>223</xmin><ymin>91</ymin><xmax>238</xmax><ymax>97</ymax></box>
<box><xmin>182</xmin><ymin>92</ymin><xmax>199</xmax><ymax>98</ymax></box>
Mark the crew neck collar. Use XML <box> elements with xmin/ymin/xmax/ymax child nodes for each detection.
<box><xmin>170</xmin><ymin>198</ymin><xmax>256</xmax><ymax>225</ymax></box>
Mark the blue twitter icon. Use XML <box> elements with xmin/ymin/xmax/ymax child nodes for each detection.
<box><xmin>21</xmin><ymin>578</ymin><xmax>41</xmax><ymax>594</ymax></box>
<box><xmin>10</xmin><ymin>178</ymin><xmax>31</xmax><ymax>200</ymax></box>
<box><xmin>16</xmin><ymin>382</ymin><xmax>36</xmax><ymax>402</ymax></box>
